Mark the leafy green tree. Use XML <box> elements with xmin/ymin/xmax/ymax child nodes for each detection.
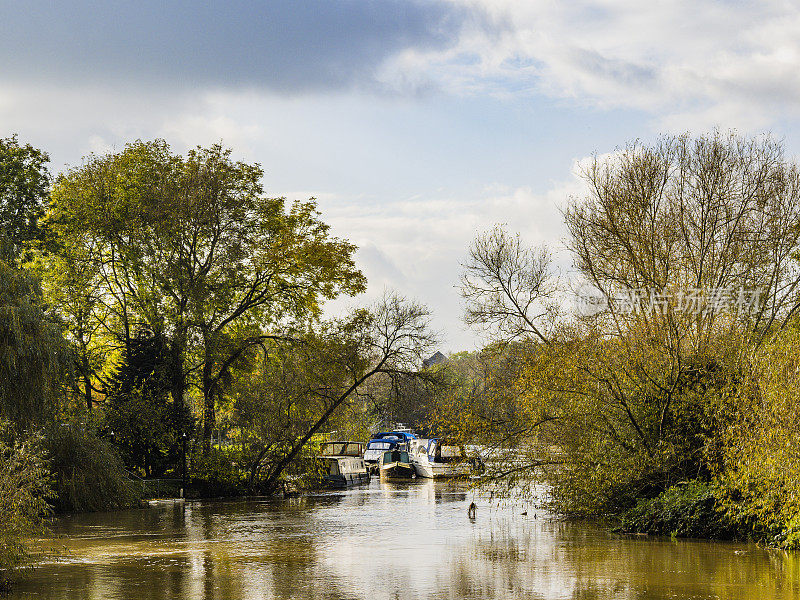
<box><xmin>0</xmin><ymin>135</ymin><xmax>50</xmax><ymax>254</ymax></box>
<box><xmin>38</xmin><ymin>237</ymin><xmax>109</xmax><ymax>412</ymax></box>
<box><xmin>0</xmin><ymin>241</ymin><xmax>69</xmax><ymax>426</ymax></box>
<box><xmin>105</xmin><ymin>330</ymin><xmax>193</xmax><ymax>477</ymax></box>
<box><xmin>45</xmin><ymin>140</ymin><xmax>366</xmax><ymax>445</ymax></box>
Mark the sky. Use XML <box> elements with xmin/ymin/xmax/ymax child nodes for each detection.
<box><xmin>3</xmin><ymin>0</ymin><xmax>800</xmax><ymax>351</ymax></box>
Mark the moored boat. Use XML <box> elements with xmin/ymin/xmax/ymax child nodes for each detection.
<box><xmin>363</xmin><ymin>430</ymin><xmax>418</xmax><ymax>472</ymax></box>
<box><xmin>411</xmin><ymin>438</ymin><xmax>476</xmax><ymax>479</ymax></box>
<box><xmin>378</xmin><ymin>449</ymin><xmax>415</xmax><ymax>479</ymax></box>
<box><xmin>318</xmin><ymin>441</ymin><xmax>371</xmax><ymax>488</ymax></box>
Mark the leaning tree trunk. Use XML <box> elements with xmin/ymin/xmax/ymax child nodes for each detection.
<box><xmin>259</xmin><ymin>363</ymin><xmax>384</xmax><ymax>494</ymax></box>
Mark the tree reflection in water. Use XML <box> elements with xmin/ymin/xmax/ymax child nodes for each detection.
<box><xmin>11</xmin><ymin>482</ymin><xmax>800</xmax><ymax>600</ymax></box>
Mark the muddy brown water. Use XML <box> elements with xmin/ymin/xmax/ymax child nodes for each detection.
<box><xmin>11</xmin><ymin>479</ymin><xmax>800</xmax><ymax>599</ymax></box>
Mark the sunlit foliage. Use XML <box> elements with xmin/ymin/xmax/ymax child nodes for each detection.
<box><xmin>446</xmin><ymin>132</ymin><xmax>800</xmax><ymax>543</ymax></box>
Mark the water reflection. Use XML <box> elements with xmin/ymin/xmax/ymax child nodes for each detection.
<box><xmin>11</xmin><ymin>479</ymin><xmax>800</xmax><ymax>600</ymax></box>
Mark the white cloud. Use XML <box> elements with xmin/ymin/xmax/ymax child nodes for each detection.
<box><xmin>318</xmin><ymin>163</ymin><xmax>588</xmax><ymax>350</ymax></box>
<box><xmin>0</xmin><ymin>83</ymin><xmax>195</xmax><ymax>168</ymax></box>
<box><xmin>378</xmin><ymin>0</ymin><xmax>800</xmax><ymax>131</ymax></box>
<box><xmin>6</xmin><ymin>0</ymin><xmax>798</xmax><ymax>349</ymax></box>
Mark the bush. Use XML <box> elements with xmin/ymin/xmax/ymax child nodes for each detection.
<box><xmin>46</xmin><ymin>422</ymin><xmax>139</xmax><ymax>512</ymax></box>
<box><xmin>189</xmin><ymin>447</ymin><xmax>248</xmax><ymax>497</ymax></box>
<box><xmin>0</xmin><ymin>427</ymin><xmax>53</xmax><ymax>585</ymax></box>
<box><xmin>617</xmin><ymin>480</ymin><xmax>735</xmax><ymax>539</ymax></box>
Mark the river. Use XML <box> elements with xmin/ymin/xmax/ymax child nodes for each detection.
<box><xmin>11</xmin><ymin>479</ymin><xmax>800</xmax><ymax>600</ymax></box>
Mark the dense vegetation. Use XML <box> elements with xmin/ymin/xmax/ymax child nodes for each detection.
<box><xmin>0</xmin><ymin>136</ymin><xmax>433</xmax><ymax>582</ymax></box>
<box><xmin>435</xmin><ymin>132</ymin><xmax>800</xmax><ymax>548</ymax></box>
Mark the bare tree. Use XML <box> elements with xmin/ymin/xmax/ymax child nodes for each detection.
<box><xmin>235</xmin><ymin>291</ymin><xmax>436</xmax><ymax>493</ymax></box>
<box><xmin>565</xmin><ymin>132</ymin><xmax>800</xmax><ymax>346</ymax></box>
<box><xmin>460</xmin><ymin>225</ymin><xmax>556</xmax><ymax>344</ymax></box>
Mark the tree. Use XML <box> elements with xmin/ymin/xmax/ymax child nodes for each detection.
<box><xmin>45</xmin><ymin>140</ymin><xmax>366</xmax><ymax>443</ymax></box>
<box><xmin>564</xmin><ymin>132</ymin><xmax>800</xmax><ymax>344</ymax></box>
<box><xmin>233</xmin><ymin>293</ymin><xmax>435</xmax><ymax>493</ymax></box>
<box><xmin>451</xmin><ymin>132</ymin><xmax>800</xmax><ymax>522</ymax></box>
<box><xmin>0</xmin><ymin>135</ymin><xmax>50</xmax><ymax>255</ymax></box>
<box><xmin>0</xmin><ymin>137</ymin><xmax>66</xmax><ymax>425</ymax></box>
<box><xmin>717</xmin><ymin>321</ymin><xmax>800</xmax><ymax>548</ymax></box>
<box><xmin>428</xmin><ymin>342</ymin><xmax>556</xmax><ymax>495</ymax></box>
<box><xmin>105</xmin><ymin>330</ymin><xmax>193</xmax><ymax>477</ymax></box>
<box><xmin>0</xmin><ymin>426</ymin><xmax>53</xmax><ymax>585</ymax></box>
<box><xmin>461</xmin><ymin>225</ymin><xmax>556</xmax><ymax>344</ymax></box>
<box><xmin>0</xmin><ymin>240</ymin><xmax>69</xmax><ymax>426</ymax></box>
<box><xmin>44</xmin><ymin>420</ymin><xmax>139</xmax><ymax>513</ymax></box>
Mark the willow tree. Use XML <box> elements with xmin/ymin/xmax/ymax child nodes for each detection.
<box><xmin>0</xmin><ymin>243</ymin><xmax>66</xmax><ymax>578</ymax></box>
<box><xmin>0</xmin><ymin>136</ymin><xmax>67</xmax><ymax>424</ymax></box>
<box><xmin>0</xmin><ymin>243</ymin><xmax>69</xmax><ymax>426</ymax></box>
<box><xmin>45</xmin><ymin>140</ymin><xmax>366</xmax><ymax>445</ymax></box>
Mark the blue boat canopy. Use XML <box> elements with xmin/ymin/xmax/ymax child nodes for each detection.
<box><xmin>366</xmin><ymin>431</ymin><xmax>418</xmax><ymax>452</ymax></box>
<box><xmin>371</xmin><ymin>431</ymin><xmax>417</xmax><ymax>442</ymax></box>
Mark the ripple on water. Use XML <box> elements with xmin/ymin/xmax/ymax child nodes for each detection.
<box><xmin>10</xmin><ymin>480</ymin><xmax>800</xmax><ymax>600</ymax></box>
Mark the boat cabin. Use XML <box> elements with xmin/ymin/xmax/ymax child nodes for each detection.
<box><xmin>317</xmin><ymin>441</ymin><xmax>370</xmax><ymax>488</ymax></box>
<box><xmin>379</xmin><ymin>449</ymin><xmax>414</xmax><ymax>478</ymax></box>
<box><xmin>319</xmin><ymin>441</ymin><xmax>365</xmax><ymax>457</ymax></box>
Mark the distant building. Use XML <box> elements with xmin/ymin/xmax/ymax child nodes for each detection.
<box><xmin>422</xmin><ymin>351</ymin><xmax>447</xmax><ymax>368</ymax></box>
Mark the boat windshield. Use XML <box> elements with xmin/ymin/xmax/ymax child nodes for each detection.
<box><xmin>382</xmin><ymin>450</ymin><xmax>410</xmax><ymax>464</ymax></box>
<box><xmin>368</xmin><ymin>441</ymin><xmax>394</xmax><ymax>450</ymax></box>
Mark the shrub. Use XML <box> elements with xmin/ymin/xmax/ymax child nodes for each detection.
<box><xmin>617</xmin><ymin>480</ymin><xmax>735</xmax><ymax>539</ymax></box>
<box><xmin>46</xmin><ymin>422</ymin><xmax>139</xmax><ymax>512</ymax></box>
<box><xmin>0</xmin><ymin>427</ymin><xmax>53</xmax><ymax>586</ymax></box>
<box><xmin>189</xmin><ymin>447</ymin><xmax>248</xmax><ymax>497</ymax></box>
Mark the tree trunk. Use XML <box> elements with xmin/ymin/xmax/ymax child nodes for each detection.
<box><xmin>260</xmin><ymin>363</ymin><xmax>384</xmax><ymax>494</ymax></box>
<box><xmin>202</xmin><ymin>357</ymin><xmax>215</xmax><ymax>452</ymax></box>
<box><xmin>169</xmin><ymin>336</ymin><xmax>187</xmax><ymax>410</ymax></box>
<box><xmin>83</xmin><ymin>368</ymin><xmax>93</xmax><ymax>412</ymax></box>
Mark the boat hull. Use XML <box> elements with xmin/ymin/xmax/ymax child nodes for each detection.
<box><xmin>413</xmin><ymin>460</ymin><xmax>472</xmax><ymax>479</ymax></box>
<box><xmin>379</xmin><ymin>462</ymin><xmax>415</xmax><ymax>479</ymax></box>
<box><xmin>323</xmin><ymin>471</ymin><xmax>371</xmax><ymax>488</ymax></box>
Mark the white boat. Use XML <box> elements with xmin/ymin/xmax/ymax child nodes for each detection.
<box><xmin>411</xmin><ymin>438</ymin><xmax>475</xmax><ymax>479</ymax></box>
<box><xmin>318</xmin><ymin>441</ymin><xmax>370</xmax><ymax>488</ymax></box>
<box><xmin>362</xmin><ymin>431</ymin><xmax>418</xmax><ymax>472</ymax></box>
